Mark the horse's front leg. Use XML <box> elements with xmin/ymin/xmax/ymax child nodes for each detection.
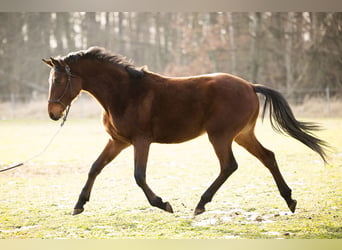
<box><xmin>73</xmin><ymin>139</ymin><xmax>129</xmax><ymax>215</ymax></box>
<box><xmin>133</xmin><ymin>138</ymin><xmax>173</xmax><ymax>213</ymax></box>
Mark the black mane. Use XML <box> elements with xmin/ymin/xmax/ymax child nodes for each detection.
<box><xmin>63</xmin><ymin>47</ymin><xmax>145</xmax><ymax>78</ymax></box>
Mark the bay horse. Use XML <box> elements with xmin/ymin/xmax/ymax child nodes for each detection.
<box><xmin>43</xmin><ymin>47</ymin><xmax>328</xmax><ymax>216</ymax></box>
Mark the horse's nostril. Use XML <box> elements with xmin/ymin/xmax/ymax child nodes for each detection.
<box><xmin>49</xmin><ymin>112</ymin><xmax>59</xmax><ymax>121</ymax></box>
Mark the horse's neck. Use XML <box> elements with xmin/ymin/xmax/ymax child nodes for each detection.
<box><xmin>82</xmin><ymin>84</ymin><xmax>110</xmax><ymax>111</ymax></box>
<box><xmin>80</xmin><ymin>66</ymin><xmax>128</xmax><ymax>113</ymax></box>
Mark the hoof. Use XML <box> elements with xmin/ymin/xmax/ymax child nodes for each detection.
<box><xmin>165</xmin><ymin>202</ymin><xmax>174</xmax><ymax>213</ymax></box>
<box><xmin>194</xmin><ymin>207</ymin><xmax>205</xmax><ymax>216</ymax></box>
<box><xmin>73</xmin><ymin>208</ymin><xmax>84</xmax><ymax>215</ymax></box>
<box><xmin>288</xmin><ymin>199</ymin><xmax>297</xmax><ymax>213</ymax></box>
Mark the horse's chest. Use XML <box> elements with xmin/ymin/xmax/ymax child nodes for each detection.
<box><xmin>102</xmin><ymin>112</ymin><xmax>131</xmax><ymax>143</ymax></box>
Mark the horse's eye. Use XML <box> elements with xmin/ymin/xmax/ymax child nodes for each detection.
<box><xmin>54</xmin><ymin>79</ymin><xmax>61</xmax><ymax>85</ymax></box>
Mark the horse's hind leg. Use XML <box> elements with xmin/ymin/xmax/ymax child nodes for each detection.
<box><xmin>194</xmin><ymin>134</ymin><xmax>237</xmax><ymax>215</ymax></box>
<box><xmin>73</xmin><ymin>139</ymin><xmax>129</xmax><ymax>215</ymax></box>
<box><xmin>235</xmin><ymin>131</ymin><xmax>297</xmax><ymax>213</ymax></box>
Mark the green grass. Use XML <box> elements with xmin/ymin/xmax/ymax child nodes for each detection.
<box><xmin>0</xmin><ymin>117</ymin><xmax>341</xmax><ymax>239</ymax></box>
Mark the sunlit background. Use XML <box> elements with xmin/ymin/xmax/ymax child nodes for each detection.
<box><xmin>0</xmin><ymin>12</ymin><xmax>341</xmax><ymax>119</ymax></box>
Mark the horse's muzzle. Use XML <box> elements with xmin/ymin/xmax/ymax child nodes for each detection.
<box><xmin>49</xmin><ymin>112</ymin><xmax>61</xmax><ymax>121</ymax></box>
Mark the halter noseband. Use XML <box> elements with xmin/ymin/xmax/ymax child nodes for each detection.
<box><xmin>48</xmin><ymin>64</ymin><xmax>74</xmax><ymax>109</ymax></box>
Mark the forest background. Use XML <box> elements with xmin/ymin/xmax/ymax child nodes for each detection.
<box><xmin>0</xmin><ymin>12</ymin><xmax>341</xmax><ymax>115</ymax></box>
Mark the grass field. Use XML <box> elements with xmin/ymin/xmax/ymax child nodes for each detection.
<box><xmin>0</xmin><ymin>116</ymin><xmax>341</xmax><ymax>239</ymax></box>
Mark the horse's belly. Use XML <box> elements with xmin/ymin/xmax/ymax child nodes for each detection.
<box><xmin>153</xmin><ymin>122</ymin><xmax>206</xmax><ymax>143</ymax></box>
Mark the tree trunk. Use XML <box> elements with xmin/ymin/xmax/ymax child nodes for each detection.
<box><xmin>227</xmin><ymin>12</ymin><xmax>236</xmax><ymax>75</ymax></box>
<box><xmin>249</xmin><ymin>12</ymin><xmax>262</xmax><ymax>83</ymax></box>
<box><xmin>285</xmin><ymin>12</ymin><xmax>294</xmax><ymax>96</ymax></box>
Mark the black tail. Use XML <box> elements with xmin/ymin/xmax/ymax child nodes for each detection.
<box><xmin>253</xmin><ymin>84</ymin><xmax>329</xmax><ymax>163</ymax></box>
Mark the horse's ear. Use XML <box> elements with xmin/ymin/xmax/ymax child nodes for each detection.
<box><xmin>50</xmin><ymin>57</ymin><xmax>61</xmax><ymax>67</ymax></box>
<box><xmin>42</xmin><ymin>58</ymin><xmax>53</xmax><ymax>67</ymax></box>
